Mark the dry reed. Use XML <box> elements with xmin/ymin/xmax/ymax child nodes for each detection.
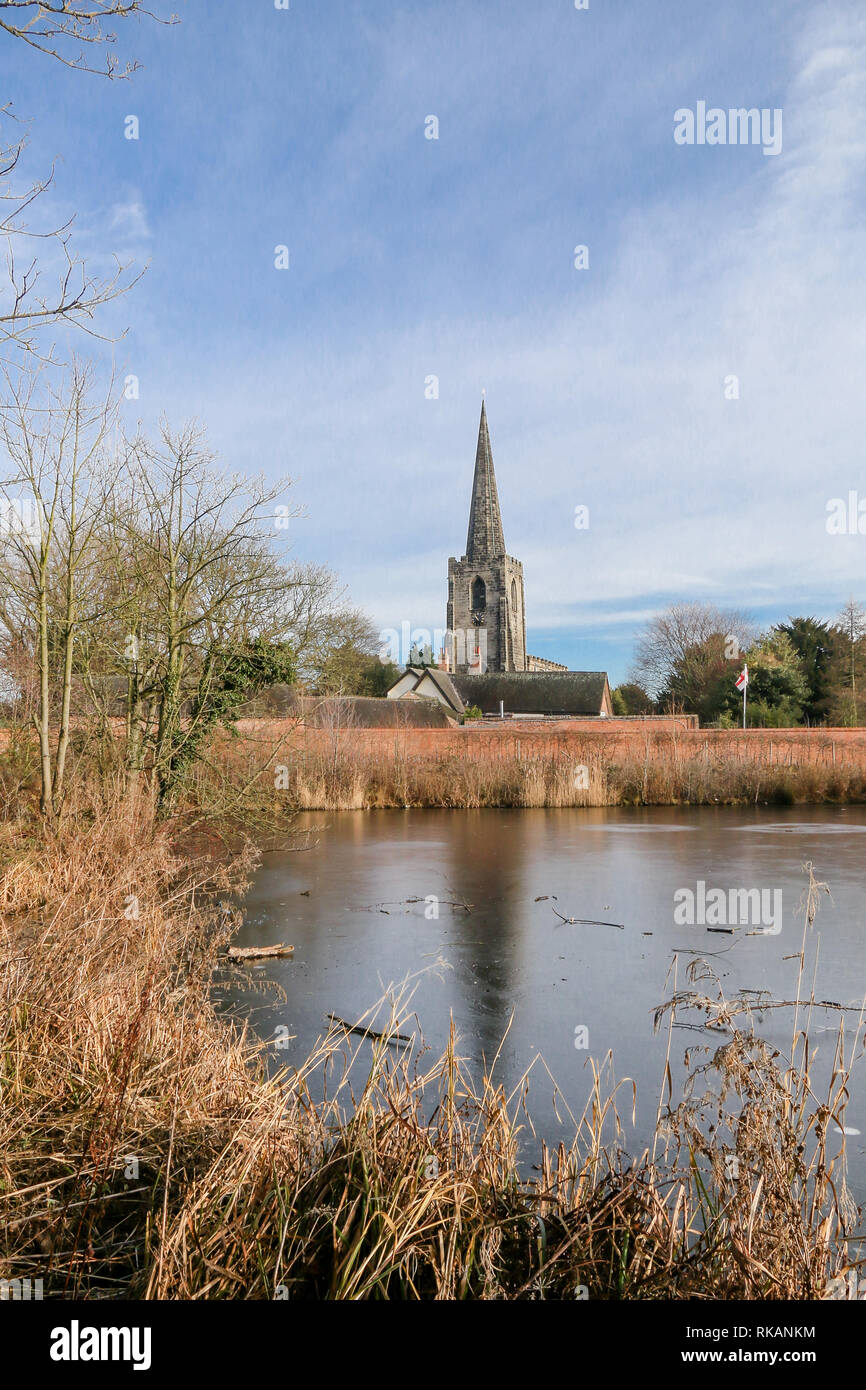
<box><xmin>189</xmin><ymin>730</ymin><xmax>866</xmax><ymax>814</ymax></box>
<box><xmin>0</xmin><ymin>793</ymin><xmax>861</xmax><ymax>1299</ymax></box>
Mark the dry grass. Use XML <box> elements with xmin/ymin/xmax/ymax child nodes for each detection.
<box><xmin>3</xmin><ymin>721</ymin><xmax>865</xmax><ymax>819</ymax></box>
<box><xmin>189</xmin><ymin>738</ymin><xmax>866</xmax><ymax>814</ymax></box>
<box><xmin>0</xmin><ymin>790</ymin><xmax>862</xmax><ymax>1299</ymax></box>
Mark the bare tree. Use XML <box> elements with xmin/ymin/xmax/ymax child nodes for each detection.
<box><xmin>0</xmin><ymin>2</ymin><xmax>173</xmax><ymax>359</ymax></box>
<box><xmin>0</xmin><ymin>374</ymin><xmax>382</xmax><ymax>817</ymax></box>
<box><xmin>101</xmin><ymin>423</ymin><xmax>302</xmax><ymax>808</ymax></box>
<box><xmin>0</xmin><ymin>2</ymin><xmax>174</xmax><ymax>76</ymax></box>
<box><xmin>632</xmin><ymin>601</ymin><xmax>754</xmax><ymax>714</ymax></box>
<box><xmin>831</xmin><ymin>598</ymin><xmax>866</xmax><ymax>727</ymax></box>
<box><xmin>0</xmin><ymin>358</ymin><xmax>117</xmax><ymax>815</ymax></box>
<box><xmin>0</xmin><ymin>117</ymin><xmax>145</xmax><ymax>362</ymax></box>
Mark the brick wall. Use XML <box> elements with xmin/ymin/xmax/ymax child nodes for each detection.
<box><xmin>232</xmin><ymin>719</ymin><xmax>866</xmax><ymax>768</ymax></box>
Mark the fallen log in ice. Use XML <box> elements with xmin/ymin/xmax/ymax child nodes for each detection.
<box><xmin>226</xmin><ymin>943</ymin><xmax>294</xmax><ymax>960</ymax></box>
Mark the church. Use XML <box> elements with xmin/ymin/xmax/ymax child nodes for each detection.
<box><xmin>388</xmin><ymin>402</ymin><xmax>612</xmax><ymax>719</ymax></box>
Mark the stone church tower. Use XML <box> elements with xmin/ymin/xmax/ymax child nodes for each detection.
<box><xmin>447</xmin><ymin>402</ymin><xmax>526</xmax><ymax>673</ymax></box>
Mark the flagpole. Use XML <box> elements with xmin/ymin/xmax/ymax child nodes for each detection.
<box><xmin>742</xmin><ymin>670</ymin><xmax>747</xmax><ymax>730</ymax></box>
<box><xmin>736</xmin><ymin>664</ymin><xmax>748</xmax><ymax>728</ymax></box>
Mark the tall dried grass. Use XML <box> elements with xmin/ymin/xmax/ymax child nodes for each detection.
<box><xmin>194</xmin><ymin>740</ymin><xmax>866</xmax><ymax>814</ymax></box>
<box><xmin>0</xmin><ymin>796</ymin><xmax>861</xmax><ymax>1299</ymax></box>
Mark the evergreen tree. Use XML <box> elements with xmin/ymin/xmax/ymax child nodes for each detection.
<box><xmin>719</xmin><ymin>630</ymin><xmax>809</xmax><ymax>727</ymax></box>
<box><xmin>776</xmin><ymin>617</ymin><xmax>838</xmax><ymax>724</ymax></box>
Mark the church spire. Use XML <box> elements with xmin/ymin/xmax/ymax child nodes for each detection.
<box><xmin>465</xmin><ymin>399</ymin><xmax>506</xmax><ymax>561</ymax></box>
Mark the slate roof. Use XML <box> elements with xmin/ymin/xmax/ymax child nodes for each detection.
<box><xmin>245</xmin><ymin>687</ymin><xmax>456</xmax><ymax>727</ymax></box>
<box><xmin>450</xmin><ymin>671</ymin><xmax>610</xmax><ymax>715</ymax></box>
<box><xmin>412</xmin><ymin>666</ymin><xmax>465</xmax><ymax>714</ymax></box>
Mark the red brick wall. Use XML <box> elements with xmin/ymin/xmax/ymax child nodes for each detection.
<box><xmin>7</xmin><ymin>718</ymin><xmax>864</xmax><ymax>771</ymax></box>
<box><xmin>232</xmin><ymin>719</ymin><xmax>866</xmax><ymax>768</ymax></box>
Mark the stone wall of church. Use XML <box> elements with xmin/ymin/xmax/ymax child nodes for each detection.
<box><xmin>448</xmin><ymin>554</ymin><xmax>526</xmax><ymax>673</ymax></box>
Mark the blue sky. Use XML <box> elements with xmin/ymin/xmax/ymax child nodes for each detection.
<box><xmin>7</xmin><ymin>0</ymin><xmax>866</xmax><ymax>681</ymax></box>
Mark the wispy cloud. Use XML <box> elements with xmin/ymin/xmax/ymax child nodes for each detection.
<box><xmin>10</xmin><ymin>0</ymin><xmax>865</xmax><ymax>681</ymax></box>
<box><xmin>107</xmin><ymin>197</ymin><xmax>151</xmax><ymax>244</ymax></box>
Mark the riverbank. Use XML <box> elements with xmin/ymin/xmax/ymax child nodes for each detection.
<box><xmin>0</xmin><ymin>792</ymin><xmax>860</xmax><ymax>1299</ymax></box>
<box><xmin>207</xmin><ymin>721</ymin><xmax>866</xmax><ymax>811</ymax></box>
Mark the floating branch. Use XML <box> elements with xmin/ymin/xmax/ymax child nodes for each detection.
<box><xmin>325</xmin><ymin>1012</ymin><xmax>413</xmax><ymax>1044</ymax></box>
<box><xmin>361</xmin><ymin>897</ymin><xmax>472</xmax><ymax>915</ymax></box>
<box><xmin>226</xmin><ymin>943</ymin><xmax>294</xmax><ymax>961</ymax></box>
<box><xmin>551</xmin><ymin>907</ymin><xmax>624</xmax><ymax>929</ymax></box>
<box><xmin>655</xmin><ymin>989</ymin><xmax>865</xmax><ymax>1033</ymax></box>
<box><xmin>672</xmin><ymin>944</ymin><xmax>736</xmax><ymax>957</ymax></box>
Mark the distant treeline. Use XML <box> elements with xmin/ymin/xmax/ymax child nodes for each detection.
<box><xmin>616</xmin><ymin>602</ymin><xmax>866</xmax><ymax>728</ymax></box>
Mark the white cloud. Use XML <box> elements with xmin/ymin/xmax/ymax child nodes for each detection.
<box><xmin>107</xmin><ymin>198</ymin><xmax>151</xmax><ymax>243</ymax></box>
<box><xmin>119</xmin><ymin>3</ymin><xmax>866</xmax><ymax>677</ymax></box>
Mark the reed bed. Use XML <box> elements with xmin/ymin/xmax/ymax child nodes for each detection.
<box><xmin>193</xmin><ymin>736</ymin><xmax>866</xmax><ymax>814</ymax></box>
<box><xmin>0</xmin><ymin>795</ymin><xmax>861</xmax><ymax>1299</ymax></box>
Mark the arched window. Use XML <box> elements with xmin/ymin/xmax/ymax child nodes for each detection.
<box><xmin>510</xmin><ymin>578</ymin><xmax>518</xmax><ymax>611</ymax></box>
<box><xmin>471</xmin><ymin>576</ymin><xmax>486</xmax><ymax>612</ymax></box>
